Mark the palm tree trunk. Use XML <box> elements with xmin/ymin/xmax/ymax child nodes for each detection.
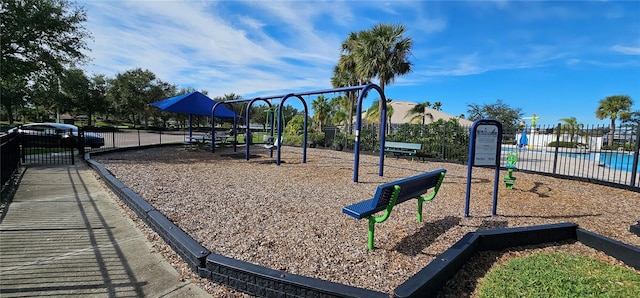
<box><xmin>609</xmin><ymin>119</ymin><xmax>616</xmax><ymax>147</ymax></box>
<box><xmin>378</xmin><ymin>78</ymin><xmax>385</xmax><ymax>139</ymax></box>
<box><xmin>348</xmin><ymin>91</ymin><xmax>354</xmax><ymax>135</ymax></box>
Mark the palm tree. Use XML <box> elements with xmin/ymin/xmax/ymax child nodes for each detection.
<box><xmin>405</xmin><ymin>101</ymin><xmax>433</xmax><ymax>125</ymax></box>
<box><xmin>311</xmin><ymin>95</ymin><xmax>331</xmax><ymax>130</ymax></box>
<box><xmin>333</xmin><ymin>31</ymin><xmax>372</xmax><ymax>135</ymax></box>
<box><xmin>351</xmin><ymin>23</ymin><xmax>413</xmax><ymax>136</ymax></box>
<box><xmin>596</xmin><ymin>95</ymin><xmax>634</xmax><ymax>146</ymax></box>
<box><xmin>365</xmin><ymin>98</ymin><xmax>394</xmax><ymax>134</ymax></box>
<box><xmin>329</xmin><ymin>95</ymin><xmax>349</xmax><ymax>127</ymax></box>
<box><xmin>432</xmin><ymin>101</ymin><xmax>442</xmax><ymax>111</ymax></box>
<box><xmin>331</xmin><ymin>60</ymin><xmax>357</xmax><ymax>134</ymax></box>
<box><xmin>559</xmin><ymin>116</ymin><xmax>584</xmax><ymax>143</ymax></box>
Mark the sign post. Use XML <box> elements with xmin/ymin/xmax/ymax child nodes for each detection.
<box><xmin>464</xmin><ymin>119</ymin><xmax>503</xmax><ymax>217</ymax></box>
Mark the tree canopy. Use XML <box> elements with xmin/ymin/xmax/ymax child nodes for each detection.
<box><xmin>596</xmin><ymin>95</ymin><xmax>634</xmax><ymax>146</ymax></box>
<box><xmin>1</xmin><ymin>0</ymin><xmax>91</xmax><ymax>124</ymax></box>
<box><xmin>467</xmin><ymin>99</ymin><xmax>524</xmax><ymax>132</ymax></box>
<box><xmin>336</xmin><ymin>23</ymin><xmax>412</xmax><ymax>137</ymax></box>
<box><xmin>405</xmin><ymin>101</ymin><xmax>433</xmax><ymax>125</ymax></box>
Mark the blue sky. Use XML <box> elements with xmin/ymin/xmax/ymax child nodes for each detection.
<box><xmin>80</xmin><ymin>0</ymin><xmax>640</xmax><ymax>126</ymax></box>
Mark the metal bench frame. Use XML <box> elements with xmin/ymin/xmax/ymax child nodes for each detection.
<box><xmin>342</xmin><ymin>169</ymin><xmax>446</xmax><ymax>249</ymax></box>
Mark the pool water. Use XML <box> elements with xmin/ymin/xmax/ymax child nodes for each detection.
<box><xmin>599</xmin><ymin>152</ymin><xmax>640</xmax><ymax>172</ymax></box>
<box><xmin>502</xmin><ymin>147</ymin><xmax>640</xmax><ymax>172</ymax></box>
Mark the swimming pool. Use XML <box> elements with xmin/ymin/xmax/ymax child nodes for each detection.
<box><xmin>599</xmin><ymin>152</ymin><xmax>639</xmax><ymax>172</ymax></box>
<box><xmin>502</xmin><ymin>147</ymin><xmax>640</xmax><ymax>172</ymax></box>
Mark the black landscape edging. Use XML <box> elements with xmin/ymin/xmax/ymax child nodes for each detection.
<box><xmin>146</xmin><ymin>210</ymin><xmax>210</xmax><ymax>271</ymax></box>
<box><xmin>87</xmin><ymin>158</ymin><xmax>209</xmax><ymax>271</ymax></box>
<box><xmin>394</xmin><ymin>232</ymin><xmax>480</xmax><ymax>298</ymax></box>
<box><xmin>630</xmin><ymin>221</ymin><xmax>640</xmax><ymax>237</ymax></box>
<box><xmin>576</xmin><ymin>228</ymin><xmax>640</xmax><ymax>270</ymax></box>
<box><xmin>120</xmin><ymin>187</ymin><xmax>155</xmax><ymax>222</ymax></box>
<box><xmin>85</xmin><ymin>154</ymin><xmax>640</xmax><ymax>298</ymax></box>
<box><xmin>202</xmin><ymin>254</ymin><xmax>387</xmax><ymax>298</ymax></box>
<box><xmin>475</xmin><ymin>222</ymin><xmax>578</xmax><ymax>250</ymax></box>
<box><xmin>394</xmin><ymin>222</ymin><xmax>639</xmax><ymax>298</ymax></box>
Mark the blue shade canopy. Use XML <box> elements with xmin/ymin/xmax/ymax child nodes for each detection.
<box><xmin>150</xmin><ymin>91</ymin><xmax>238</xmax><ymax>118</ymax></box>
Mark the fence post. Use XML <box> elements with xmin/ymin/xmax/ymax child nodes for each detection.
<box><xmin>552</xmin><ymin>123</ymin><xmax>561</xmax><ymax>174</ymax></box>
<box><xmin>137</xmin><ymin>128</ymin><xmax>141</xmax><ymax>147</ymax></box>
<box><xmin>78</xmin><ymin>129</ymin><xmax>85</xmax><ymax>159</ymax></box>
<box><xmin>441</xmin><ymin>124</ymin><xmax>446</xmax><ymax>160</ymax></box>
<box><xmin>630</xmin><ymin>125</ymin><xmax>640</xmax><ymax>187</ymax></box>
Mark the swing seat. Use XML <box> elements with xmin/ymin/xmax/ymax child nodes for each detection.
<box><xmin>263</xmin><ymin>137</ymin><xmax>280</xmax><ymax>150</ymax></box>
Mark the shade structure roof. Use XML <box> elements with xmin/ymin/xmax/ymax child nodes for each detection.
<box><xmin>150</xmin><ymin>91</ymin><xmax>238</xmax><ymax>118</ymax></box>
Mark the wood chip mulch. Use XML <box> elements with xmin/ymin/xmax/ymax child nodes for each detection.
<box><xmin>93</xmin><ymin>146</ymin><xmax>640</xmax><ymax>297</ymax></box>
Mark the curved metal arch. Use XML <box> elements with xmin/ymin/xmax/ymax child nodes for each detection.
<box><xmin>211</xmin><ymin>83</ymin><xmax>387</xmax><ymax>182</ymax></box>
<box><xmin>276</xmin><ymin>94</ymin><xmax>309</xmax><ymax>165</ymax></box>
<box><xmin>211</xmin><ymin>101</ymin><xmax>241</xmax><ymax>153</ymax></box>
<box><xmin>353</xmin><ymin>83</ymin><xmax>387</xmax><ymax>182</ymax></box>
<box><xmin>243</xmin><ymin>98</ymin><xmax>274</xmax><ymax>160</ymax></box>
<box><xmin>211</xmin><ymin>99</ymin><xmax>274</xmax><ymax>156</ymax></box>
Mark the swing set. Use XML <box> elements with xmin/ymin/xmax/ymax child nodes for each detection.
<box><xmin>210</xmin><ymin>83</ymin><xmax>388</xmax><ymax>183</ymax></box>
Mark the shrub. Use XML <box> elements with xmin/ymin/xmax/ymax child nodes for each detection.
<box><xmin>547</xmin><ymin>141</ymin><xmax>587</xmax><ymax>148</ymax></box>
<box><xmin>308</xmin><ymin>132</ymin><xmax>325</xmax><ymax>147</ymax></box>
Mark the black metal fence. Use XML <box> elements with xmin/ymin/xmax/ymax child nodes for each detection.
<box><xmin>19</xmin><ymin>130</ymin><xmax>76</xmax><ymax>165</ymax></box>
<box><xmin>2</xmin><ymin>123</ymin><xmax>638</xmax><ymax>191</ymax></box>
<box><xmin>1</xmin><ymin>133</ymin><xmax>20</xmax><ymax>188</ymax></box>
<box><xmin>331</xmin><ymin>122</ymin><xmax>640</xmax><ymax>190</ymax></box>
<box><xmin>82</xmin><ymin>128</ymin><xmax>192</xmax><ymax>153</ymax></box>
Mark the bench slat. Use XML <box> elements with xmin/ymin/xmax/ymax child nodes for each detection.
<box><xmin>343</xmin><ymin>199</ymin><xmax>378</xmax><ymax>220</ymax></box>
<box><xmin>385</xmin><ymin>149</ymin><xmax>416</xmax><ymax>155</ymax></box>
<box><xmin>384</xmin><ymin>141</ymin><xmax>422</xmax><ymax>150</ymax></box>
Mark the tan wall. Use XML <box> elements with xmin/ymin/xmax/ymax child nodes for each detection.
<box><xmin>364</xmin><ymin>101</ymin><xmax>473</xmax><ymax>126</ymax></box>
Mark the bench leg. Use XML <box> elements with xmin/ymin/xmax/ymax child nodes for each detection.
<box><xmin>368</xmin><ymin>217</ymin><xmax>376</xmax><ymax>250</ymax></box>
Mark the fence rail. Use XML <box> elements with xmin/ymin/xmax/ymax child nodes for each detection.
<box><xmin>341</xmin><ymin>122</ymin><xmax>640</xmax><ymax>190</ymax></box>
<box><xmin>2</xmin><ymin>123</ymin><xmax>638</xmax><ymax>192</ymax></box>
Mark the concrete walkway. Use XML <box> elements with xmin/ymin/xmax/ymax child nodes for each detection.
<box><xmin>0</xmin><ymin>163</ymin><xmax>212</xmax><ymax>297</ymax></box>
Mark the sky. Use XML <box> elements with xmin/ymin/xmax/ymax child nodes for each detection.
<box><xmin>79</xmin><ymin>0</ymin><xmax>640</xmax><ymax>127</ymax></box>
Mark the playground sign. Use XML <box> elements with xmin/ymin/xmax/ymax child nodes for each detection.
<box><xmin>465</xmin><ymin>119</ymin><xmax>503</xmax><ymax>217</ymax></box>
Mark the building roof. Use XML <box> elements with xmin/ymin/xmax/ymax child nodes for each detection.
<box><xmin>385</xmin><ymin>101</ymin><xmax>473</xmax><ymax>126</ymax></box>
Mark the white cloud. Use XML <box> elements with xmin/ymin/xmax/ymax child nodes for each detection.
<box><xmin>78</xmin><ymin>0</ymin><xmax>638</xmax><ymax>104</ymax></box>
<box><xmin>611</xmin><ymin>45</ymin><xmax>640</xmax><ymax>55</ymax></box>
<box><xmin>81</xmin><ymin>0</ymin><xmax>342</xmax><ymax>97</ymax></box>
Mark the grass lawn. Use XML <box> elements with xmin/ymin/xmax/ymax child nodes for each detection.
<box><xmin>477</xmin><ymin>252</ymin><xmax>640</xmax><ymax>297</ymax></box>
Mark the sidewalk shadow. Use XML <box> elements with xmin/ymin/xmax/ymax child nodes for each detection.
<box><xmin>66</xmin><ymin>165</ymin><xmax>147</xmax><ymax>297</ymax></box>
<box><xmin>0</xmin><ymin>167</ymin><xmax>25</xmax><ymax>224</ymax></box>
<box><xmin>0</xmin><ymin>165</ymin><xmax>147</xmax><ymax>297</ymax></box>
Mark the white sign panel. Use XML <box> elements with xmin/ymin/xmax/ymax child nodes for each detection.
<box><xmin>474</xmin><ymin>124</ymin><xmax>499</xmax><ymax>166</ymax></box>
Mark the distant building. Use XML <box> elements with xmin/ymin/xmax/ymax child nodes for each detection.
<box><xmin>377</xmin><ymin>101</ymin><xmax>473</xmax><ymax>126</ymax></box>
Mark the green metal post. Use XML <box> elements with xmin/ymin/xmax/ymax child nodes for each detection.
<box><xmin>366</xmin><ymin>185</ymin><xmax>400</xmax><ymax>250</ymax></box>
<box><xmin>504</xmin><ymin>152</ymin><xmax>518</xmax><ymax>189</ymax></box>
<box><xmin>367</xmin><ymin>217</ymin><xmax>376</xmax><ymax>250</ymax></box>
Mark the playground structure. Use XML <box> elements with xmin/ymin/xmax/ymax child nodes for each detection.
<box><xmin>519</xmin><ymin>114</ymin><xmax>540</xmax><ymax>149</ymax></box>
<box><xmin>504</xmin><ymin>151</ymin><xmax>518</xmax><ymax>189</ymax></box>
<box><xmin>211</xmin><ymin>96</ymin><xmax>302</xmax><ymax>161</ymax></box>
<box><xmin>211</xmin><ymin>84</ymin><xmax>389</xmax><ymax>182</ymax></box>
